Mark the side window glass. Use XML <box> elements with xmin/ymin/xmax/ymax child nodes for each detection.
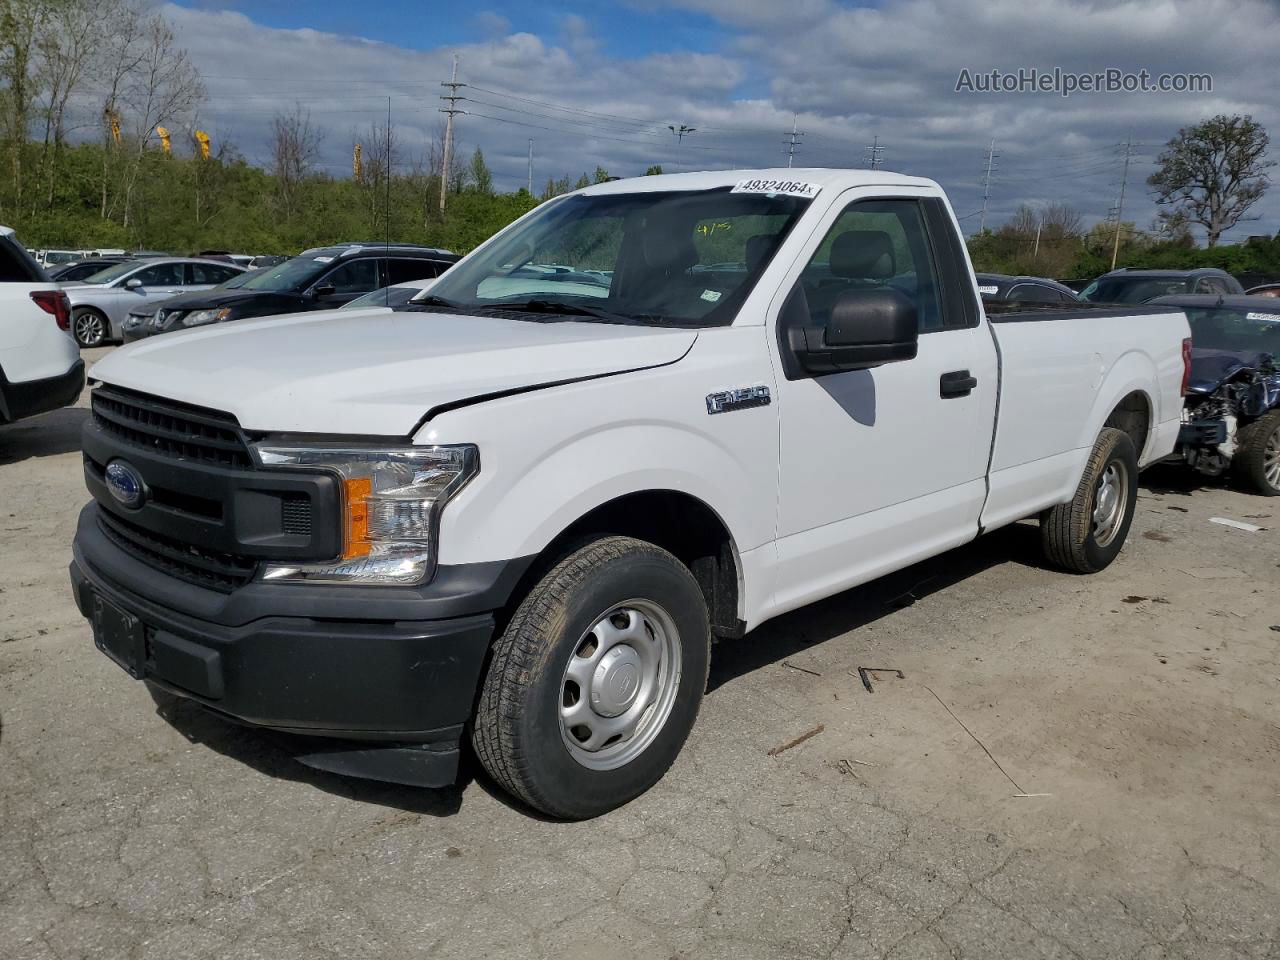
<box><xmin>387</xmin><ymin>258</ymin><xmax>439</xmax><ymax>285</ymax></box>
<box><xmin>798</xmin><ymin>199</ymin><xmax>943</xmax><ymax>332</ymax></box>
<box><xmin>134</xmin><ymin>263</ymin><xmax>183</xmax><ymax>286</ymax></box>
<box><xmin>190</xmin><ymin>262</ymin><xmax>236</xmax><ymax>284</ymax></box>
<box><xmin>321</xmin><ymin>258</ymin><xmax>380</xmax><ymax>294</ymax></box>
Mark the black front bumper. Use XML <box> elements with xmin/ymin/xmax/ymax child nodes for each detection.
<box><xmin>0</xmin><ymin>358</ymin><xmax>84</xmax><ymax>424</ymax></box>
<box><xmin>71</xmin><ymin>504</ymin><xmax>512</xmax><ymax>787</ymax></box>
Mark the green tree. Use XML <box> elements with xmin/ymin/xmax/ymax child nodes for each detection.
<box><xmin>644</xmin><ymin>165</ymin><xmax>663</xmax><ymax>176</ymax></box>
<box><xmin>468</xmin><ymin>146</ymin><xmax>492</xmax><ymax>195</ymax></box>
<box><xmin>573</xmin><ymin>173</ymin><xmax>590</xmax><ymax>190</ymax></box>
<box><xmin>592</xmin><ymin>165</ymin><xmax>611</xmax><ymax>184</ymax></box>
<box><xmin>1149</xmin><ymin>114</ymin><xmax>1274</xmax><ymax>247</ymax></box>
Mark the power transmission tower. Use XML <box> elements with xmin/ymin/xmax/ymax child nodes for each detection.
<box><xmin>978</xmin><ymin>137</ymin><xmax>998</xmax><ymax>234</ymax></box>
<box><xmin>1110</xmin><ymin>134</ymin><xmax>1135</xmax><ymax>270</ymax></box>
<box><xmin>438</xmin><ymin>55</ymin><xmax>465</xmax><ymax>214</ymax></box>
<box><xmin>784</xmin><ymin>115</ymin><xmax>804</xmax><ymax>168</ymax></box>
<box><xmin>863</xmin><ymin>135</ymin><xmax>884</xmax><ymax>170</ymax></box>
<box><xmin>668</xmin><ymin>124</ymin><xmax>695</xmax><ymax>170</ymax></box>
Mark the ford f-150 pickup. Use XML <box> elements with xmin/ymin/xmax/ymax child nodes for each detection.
<box><xmin>70</xmin><ymin>169</ymin><xmax>1191</xmax><ymax>818</ymax></box>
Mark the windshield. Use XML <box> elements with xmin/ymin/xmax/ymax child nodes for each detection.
<box><xmin>426</xmin><ymin>187</ymin><xmax>813</xmax><ymax>326</ymax></box>
<box><xmin>343</xmin><ymin>284</ymin><xmax>425</xmax><ymax>310</ymax></box>
<box><xmin>1186</xmin><ymin>307</ymin><xmax>1280</xmax><ymax>354</ymax></box>
<box><xmin>82</xmin><ymin>260</ymin><xmax>144</xmax><ymax>284</ymax></box>
<box><xmin>223</xmin><ymin>255</ymin><xmax>329</xmax><ymax>292</ymax></box>
<box><xmin>1081</xmin><ymin>276</ymin><xmax>1193</xmax><ymax>303</ymax></box>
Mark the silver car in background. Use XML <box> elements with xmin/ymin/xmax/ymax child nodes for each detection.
<box><xmin>64</xmin><ymin>258</ymin><xmax>246</xmax><ymax>347</ymax></box>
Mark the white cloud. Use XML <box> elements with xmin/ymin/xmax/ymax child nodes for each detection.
<box><xmin>157</xmin><ymin>0</ymin><xmax>1280</xmax><ymax>243</ymax></box>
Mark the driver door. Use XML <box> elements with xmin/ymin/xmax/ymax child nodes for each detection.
<box><xmin>766</xmin><ymin>191</ymin><xmax>998</xmax><ymax>615</ymax></box>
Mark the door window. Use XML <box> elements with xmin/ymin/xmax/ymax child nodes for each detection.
<box><xmin>798</xmin><ymin>199</ymin><xmax>943</xmax><ymax>332</ymax></box>
<box><xmin>319</xmin><ymin>258</ymin><xmax>380</xmax><ymax>294</ymax></box>
<box><xmin>189</xmin><ymin>262</ymin><xmax>240</xmax><ymax>285</ymax></box>
<box><xmin>132</xmin><ymin>262</ymin><xmax>184</xmax><ymax>286</ymax></box>
<box><xmin>387</xmin><ymin>258</ymin><xmax>440</xmax><ymax>284</ymax></box>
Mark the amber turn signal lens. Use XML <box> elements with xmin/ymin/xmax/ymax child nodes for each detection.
<box><xmin>344</xmin><ymin>476</ymin><xmax>372</xmax><ymax>558</ymax></box>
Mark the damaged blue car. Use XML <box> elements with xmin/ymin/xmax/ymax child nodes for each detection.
<box><xmin>1152</xmin><ymin>294</ymin><xmax>1280</xmax><ymax>495</ymax></box>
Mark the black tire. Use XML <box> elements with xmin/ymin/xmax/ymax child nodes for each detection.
<box><xmin>1041</xmin><ymin>427</ymin><xmax>1138</xmax><ymax>573</ymax></box>
<box><xmin>72</xmin><ymin>307</ymin><xmax>107</xmax><ymax>348</ymax></box>
<box><xmin>1232</xmin><ymin>409</ymin><xmax>1280</xmax><ymax>496</ymax></box>
<box><xmin>472</xmin><ymin>535</ymin><xmax>710</xmax><ymax>820</ymax></box>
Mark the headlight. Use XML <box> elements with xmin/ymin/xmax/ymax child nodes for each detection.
<box><xmin>252</xmin><ymin>444</ymin><xmax>478</xmax><ymax>585</ymax></box>
<box><xmin>182</xmin><ymin>307</ymin><xmax>231</xmax><ymax>327</ymax></box>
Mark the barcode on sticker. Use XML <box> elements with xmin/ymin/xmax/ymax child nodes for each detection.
<box><xmin>731</xmin><ymin>178</ymin><xmax>820</xmax><ymax>198</ymax></box>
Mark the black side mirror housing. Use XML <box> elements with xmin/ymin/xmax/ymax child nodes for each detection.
<box><xmin>313</xmin><ymin>284</ymin><xmax>337</xmax><ymax>299</ymax></box>
<box><xmin>783</xmin><ymin>286</ymin><xmax>919</xmax><ymax>376</ymax></box>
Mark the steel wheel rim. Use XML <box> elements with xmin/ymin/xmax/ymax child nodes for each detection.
<box><xmin>1264</xmin><ymin>427</ymin><xmax>1280</xmax><ymax>490</ymax></box>
<box><xmin>1091</xmin><ymin>460</ymin><xmax>1128</xmax><ymax>547</ymax></box>
<box><xmin>75</xmin><ymin>313</ymin><xmax>103</xmax><ymax>345</ymax></box>
<box><xmin>559</xmin><ymin>598</ymin><xmax>682</xmax><ymax>771</ymax></box>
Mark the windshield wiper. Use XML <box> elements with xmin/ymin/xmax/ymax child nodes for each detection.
<box><xmin>488</xmin><ymin>299</ymin><xmax>644</xmax><ymax>324</ymax></box>
<box><xmin>408</xmin><ymin>294</ymin><xmax>466</xmax><ymax>312</ymax></box>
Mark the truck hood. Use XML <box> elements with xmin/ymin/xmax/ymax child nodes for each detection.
<box><xmin>90</xmin><ymin>307</ymin><xmax>697</xmax><ymax>436</ymax></box>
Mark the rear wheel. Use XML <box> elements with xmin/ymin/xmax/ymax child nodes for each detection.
<box><xmin>1232</xmin><ymin>409</ymin><xmax>1280</xmax><ymax>496</ymax></box>
<box><xmin>472</xmin><ymin>536</ymin><xmax>709</xmax><ymax>820</ymax></box>
<box><xmin>1041</xmin><ymin>427</ymin><xmax>1138</xmax><ymax>573</ymax></box>
<box><xmin>72</xmin><ymin>308</ymin><xmax>107</xmax><ymax>348</ymax></box>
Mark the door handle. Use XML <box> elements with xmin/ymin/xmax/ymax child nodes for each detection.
<box><xmin>940</xmin><ymin>370</ymin><xmax>978</xmax><ymax>398</ymax></box>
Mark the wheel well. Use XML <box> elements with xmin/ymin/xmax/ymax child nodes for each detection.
<box><xmin>1104</xmin><ymin>391</ymin><xmax>1151</xmax><ymax>459</ymax></box>
<box><xmin>515</xmin><ymin>491</ymin><xmax>742</xmax><ymax>639</ymax></box>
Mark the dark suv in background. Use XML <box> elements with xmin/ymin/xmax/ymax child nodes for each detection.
<box><xmin>1080</xmin><ymin>267</ymin><xmax>1243</xmax><ymax>303</ymax></box>
<box><xmin>128</xmin><ymin>243</ymin><xmax>459</xmax><ymax>340</ymax></box>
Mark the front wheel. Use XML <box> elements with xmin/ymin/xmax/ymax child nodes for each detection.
<box><xmin>72</xmin><ymin>308</ymin><xmax>107</xmax><ymax>348</ymax></box>
<box><xmin>1232</xmin><ymin>409</ymin><xmax>1280</xmax><ymax>496</ymax></box>
<box><xmin>472</xmin><ymin>536</ymin><xmax>710</xmax><ymax>819</ymax></box>
<box><xmin>1041</xmin><ymin>427</ymin><xmax>1138</xmax><ymax>573</ymax></box>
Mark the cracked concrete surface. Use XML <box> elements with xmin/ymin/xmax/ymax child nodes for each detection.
<box><xmin>2</xmin><ymin>348</ymin><xmax>1278</xmax><ymax>959</ymax></box>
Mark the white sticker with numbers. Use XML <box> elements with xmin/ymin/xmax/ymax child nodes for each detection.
<box><xmin>731</xmin><ymin>178</ymin><xmax>820</xmax><ymax>198</ymax></box>
<box><xmin>1246</xmin><ymin>311</ymin><xmax>1280</xmax><ymax>323</ymax></box>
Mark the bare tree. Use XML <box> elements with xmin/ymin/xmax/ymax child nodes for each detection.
<box><xmin>34</xmin><ymin>0</ymin><xmax>99</xmax><ymax>208</ymax></box>
<box><xmin>94</xmin><ymin>0</ymin><xmax>146</xmax><ymax>217</ymax></box>
<box><xmin>358</xmin><ymin>118</ymin><xmax>396</xmax><ymax>235</ymax></box>
<box><xmin>271</xmin><ymin>103</ymin><xmax>322</xmax><ymax>220</ymax></box>
<box><xmin>117</xmin><ymin>11</ymin><xmax>203</xmax><ymax>227</ymax></box>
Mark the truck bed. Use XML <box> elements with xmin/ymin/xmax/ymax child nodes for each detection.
<box><xmin>983</xmin><ymin>300</ymin><xmax>1186</xmax><ymax>322</ymax></box>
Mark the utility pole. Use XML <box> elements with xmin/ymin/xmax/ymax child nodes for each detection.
<box><xmin>668</xmin><ymin>124</ymin><xmax>695</xmax><ymax>170</ymax></box>
<box><xmin>784</xmin><ymin>114</ymin><xmax>804</xmax><ymax>168</ymax></box>
<box><xmin>1110</xmin><ymin>134</ymin><xmax>1135</xmax><ymax>271</ymax></box>
<box><xmin>863</xmin><ymin>135</ymin><xmax>884</xmax><ymax>170</ymax></box>
<box><xmin>1033</xmin><ymin>220</ymin><xmax>1042</xmax><ymax>260</ymax></box>
<box><xmin>527</xmin><ymin>138</ymin><xmax>533</xmax><ymax>195</ymax></box>
<box><xmin>438</xmin><ymin>55</ymin><xmax>464</xmax><ymax>214</ymax></box>
<box><xmin>978</xmin><ymin>137</ymin><xmax>998</xmax><ymax>234</ymax></box>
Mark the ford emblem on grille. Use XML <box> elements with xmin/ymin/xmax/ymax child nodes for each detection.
<box><xmin>104</xmin><ymin>460</ymin><xmax>146</xmax><ymax>509</ymax></box>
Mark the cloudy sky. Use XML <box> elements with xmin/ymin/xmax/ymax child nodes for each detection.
<box><xmin>167</xmin><ymin>0</ymin><xmax>1280</xmax><ymax>242</ymax></box>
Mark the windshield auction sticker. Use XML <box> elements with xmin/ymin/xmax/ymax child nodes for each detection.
<box><xmin>731</xmin><ymin>178</ymin><xmax>820</xmax><ymax>198</ymax></box>
<box><xmin>1246</xmin><ymin>311</ymin><xmax>1280</xmax><ymax>323</ymax></box>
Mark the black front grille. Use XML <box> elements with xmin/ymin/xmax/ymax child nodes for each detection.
<box><xmin>98</xmin><ymin>509</ymin><xmax>257</xmax><ymax>593</ymax></box>
<box><xmin>92</xmin><ymin>386</ymin><xmax>251</xmax><ymax>468</ymax></box>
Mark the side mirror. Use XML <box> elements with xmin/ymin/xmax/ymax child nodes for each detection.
<box><xmin>784</xmin><ymin>286</ymin><xmax>919</xmax><ymax>376</ymax></box>
<box><xmin>312</xmin><ymin>284</ymin><xmax>336</xmax><ymax>299</ymax></box>
<box><xmin>125</xmin><ymin>277</ymin><xmax>143</xmax><ymax>289</ymax></box>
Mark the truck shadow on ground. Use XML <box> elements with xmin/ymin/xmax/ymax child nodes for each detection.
<box><xmin>707</xmin><ymin>520</ymin><xmax>1046</xmax><ymax>693</ymax></box>
<box><xmin>0</xmin><ymin>406</ymin><xmax>87</xmax><ymax>464</ymax></box>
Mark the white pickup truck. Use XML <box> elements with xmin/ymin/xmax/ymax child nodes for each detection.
<box><xmin>71</xmin><ymin>169</ymin><xmax>1190</xmax><ymax>818</ymax></box>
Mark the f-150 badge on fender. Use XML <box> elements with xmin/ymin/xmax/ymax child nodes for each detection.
<box><xmin>706</xmin><ymin>385</ymin><xmax>771</xmax><ymax>415</ymax></box>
